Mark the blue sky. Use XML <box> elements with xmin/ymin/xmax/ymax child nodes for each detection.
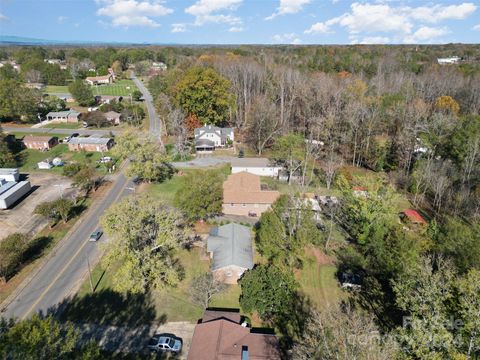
<box><xmin>0</xmin><ymin>0</ymin><xmax>479</xmax><ymax>44</ymax></box>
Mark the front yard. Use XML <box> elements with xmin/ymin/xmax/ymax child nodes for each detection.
<box><xmin>91</xmin><ymin>80</ymin><xmax>137</xmax><ymax>96</ymax></box>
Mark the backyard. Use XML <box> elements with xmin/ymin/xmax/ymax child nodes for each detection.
<box><xmin>44</xmin><ymin>80</ymin><xmax>138</xmax><ymax>97</ymax></box>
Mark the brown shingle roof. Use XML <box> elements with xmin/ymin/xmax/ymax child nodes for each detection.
<box><xmin>223</xmin><ymin>172</ymin><xmax>280</xmax><ymax>204</ymax></box>
<box><xmin>188</xmin><ymin>318</ymin><xmax>280</xmax><ymax>360</ymax></box>
<box><xmin>23</xmin><ymin>135</ymin><xmax>55</xmax><ymax>143</ymax></box>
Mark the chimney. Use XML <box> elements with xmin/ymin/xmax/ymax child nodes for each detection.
<box><xmin>241</xmin><ymin>346</ymin><xmax>248</xmax><ymax>360</ymax></box>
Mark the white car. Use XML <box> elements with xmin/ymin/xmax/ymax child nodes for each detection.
<box><xmin>98</xmin><ymin>156</ymin><xmax>113</xmax><ymax>163</ymax></box>
<box><xmin>147</xmin><ymin>334</ymin><xmax>182</xmax><ymax>353</ymax></box>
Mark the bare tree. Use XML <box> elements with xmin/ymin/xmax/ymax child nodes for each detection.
<box><xmin>246</xmin><ymin>95</ymin><xmax>281</xmax><ymax>155</ymax></box>
<box><xmin>189</xmin><ymin>272</ymin><xmax>226</xmax><ymax>309</ymax></box>
<box><xmin>24</xmin><ymin>69</ymin><xmax>42</xmax><ymax>84</ymax></box>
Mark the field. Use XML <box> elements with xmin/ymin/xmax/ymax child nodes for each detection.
<box><xmin>41</xmin><ymin>123</ymin><xmax>82</xmax><ymax>129</ymax></box>
<box><xmin>44</xmin><ymin>80</ymin><xmax>137</xmax><ymax>97</ymax></box>
<box><xmin>90</xmin><ymin>80</ymin><xmax>137</xmax><ymax>96</ymax></box>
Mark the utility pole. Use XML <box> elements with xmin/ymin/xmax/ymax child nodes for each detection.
<box><xmin>86</xmin><ymin>256</ymin><xmax>94</xmax><ymax>292</ymax></box>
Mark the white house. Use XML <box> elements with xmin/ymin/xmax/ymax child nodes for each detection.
<box><xmin>437</xmin><ymin>57</ymin><xmax>461</xmax><ymax>65</ymax></box>
<box><xmin>194</xmin><ymin>125</ymin><xmax>234</xmax><ymax>152</ymax></box>
<box><xmin>230</xmin><ymin>158</ymin><xmax>282</xmax><ymax>177</ymax></box>
<box><xmin>85</xmin><ymin>74</ymin><xmax>113</xmax><ymax>85</ymax></box>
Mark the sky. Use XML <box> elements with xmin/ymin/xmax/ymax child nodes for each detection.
<box><xmin>0</xmin><ymin>0</ymin><xmax>479</xmax><ymax>44</ymax></box>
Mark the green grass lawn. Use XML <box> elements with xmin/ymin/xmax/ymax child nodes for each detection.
<box><xmin>298</xmin><ymin>253</ymin><xmax>344</xmax><ymax>310</ymax></box>
<box><xmin>90</xmin><ymin>80</ymin><xmax>137</xmax><ymax>96</ymax></box>
<box><xmin>44</xmin><ymin>85</ymin><xmax>69</xmax><ymax>93</ymax></box>
<box><xmin>146</xmin><ymin>175</ymin><xmax>184</xmax><ymax>206</ymax></box>
<box><xmin>41</xmin><ymin>123</ymin><xmax>81</xmax><ymax>129</ymax></box>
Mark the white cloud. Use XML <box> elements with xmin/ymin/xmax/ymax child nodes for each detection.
<box><xmin>0</xmin><ymin>13</ymin><xmax>8</xmax><ymax>22</ymax></box>
<box><xmin>171</xmin><ymin>23</ymin><xmax>187</xmax><ymax>33</ymax></box>
<box><xmin>186</xmin><ymin>0</ymin><xmax>242</xmax><ymax>25</ymax></box>
<box><xmin>304</xmin><ymin>22</ymin><xmax>331</xmax><ymax>34</ymax></box>
<box><xmin>403</xmin><ymin>26</ymin><xmax>449</xmax><ymax>43</ymax></box>
<box><xmin>266</xmin><ymin>0</ymin><xmax>310</xmax><ymax>20</ymax></box>
<box><xmin>360</xmin><ymin>36</ymin><xmax>390</xmax><ymax>44</ymax></box>
<box><xmin>96</xmin><ymin>0</ymin><xmax>172</xmax><ymax>28</ymax></box>
<box><xmin>57</xmin><ymin>16</ymin><xmax>68</xmax><ymax>24</ymax></box>
<box><xmin>304</xmin><ymin>2</ymin><xmax>476</xmax><ymax>43</ymax></box>
<box><xmin>272</xmin><ymin>33</ymin><xmax>302</xmax><ymax>44</ymax></box>
<box><xmin>473</xmin><ymin>24</ymin><xmax>480</xmax><ymax>30</ymax></box>
<box><xmin>228</xmin><ymin>26</ymin><xmax>243</xmax><ymax>32</ymax></box>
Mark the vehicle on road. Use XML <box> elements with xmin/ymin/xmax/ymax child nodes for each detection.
<box><xmin>89</xmin><ymin>230</ymin><xmax>103</xmax><ymax>242</ymax></box>
<box><xmin>71</xmin><ymin>133</ymin><xmax>80</xmax><ymax>138</ymax></box>
<box><xmin>147</xmin><ymin>334</ymin><xmax>182</xmax><ymax>353</ymax></box>
<box><xmin>63</xmin><ymin>135</ymin><xmax>72</xmax><ymax>143</ymax></box>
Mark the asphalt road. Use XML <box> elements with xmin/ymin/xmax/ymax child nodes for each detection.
<box><xmin>131</xmin><ymin>75</ymin><xmax>164</xmax><ymax>148</ymax></box>
<box><xmin>0</xmin><ymin>173</ymin><xmax>135</xmax><ymax>320</ymax></box>
<box><xmin>2</xmin><ymin>126</ymin><xmax>122</xmax><ymax>136</ymax></box>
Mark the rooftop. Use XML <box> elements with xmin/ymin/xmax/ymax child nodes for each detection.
<box><xmin>403</xmin><ymin>209</ymin><xmax>427</xmax><ymax>224</ymax></box>
<box><xmin>23</xmin><ymin>135</ymin><xmax>56</xmax><ymax>142</ymax></box>
<box><xmin>223</xmin><ymin>172</ymin><xmax>280</xmax><ymax>204</ymax></box>
<box><xmin>0</xmin><ymin>168</ymin><xmax>19</xmax><ymax>175</ymax></box>
<box><xmin>86</xmin><ymin>74</ymin><xmax>112</xmax><ymax>81</ymax></box>
<box><xmin>46</xmin><ymin>110</ymin><xmax>80</xmax><ymax>117</ymax></box>
<box><xmin>69</xmin><ymin>137</ymin><xmax>112</xmax><ymax>145</ymax></box>
<box><xmin>207</xmin><ymin>223</ymin><xmax>253</xmax><ymax>270</ymax></box>
<box><xmin>230</xmin><ymin>157</ymin><xmax>273</xmax><ymax>168</ymax></box>
<box><xmin>0</xmin><ymin>181</ymin><xmax>30</xmax><ymax>199</ymax></box>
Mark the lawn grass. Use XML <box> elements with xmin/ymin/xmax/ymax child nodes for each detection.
<box><xmin>90</xmin><ymin>80</ymin><xmax>137</xmax><ymax>97</ymax></box>
<box><xmin>41</xmin><ymin>123</ymin><xmax>81</xmax><ymax>129</ymax></box>
<box><xmin>298</xmin><ymin>253</ymin><xmax>344</xmax><ymax>310</ymax></box>
<box><xmin>44</xmin><ymin>85</ymin><xmax>69</xmax><ymax>93</ymax></box>
<box><xmin>146</xmin><ymin>175</ymin><xmax>184</xmax><ymax>206</ymax></box>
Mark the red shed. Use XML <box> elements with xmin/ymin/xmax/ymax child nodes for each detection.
<box><xmin>402</xmin><ymin>209</ymin><xmax>427</xmax><ymax>225</ymax></box>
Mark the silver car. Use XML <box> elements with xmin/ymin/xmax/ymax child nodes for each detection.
<box><xmin>147</xmin><ymin>334</ymin><xmax>182</xmax><ymax>353</ymax></box>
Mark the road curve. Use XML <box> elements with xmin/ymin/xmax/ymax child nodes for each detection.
<box><xmin>0</xmin><ymin>172</ymin><xmax>134</xmax><ymax>320</ymax></box>
<box><xmin>131</xmin><ymin>75</ymin><xmax>164</xmax><ymax>148</ymax></box>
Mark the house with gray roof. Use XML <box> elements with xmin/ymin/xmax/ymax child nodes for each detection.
<box><xmin>46</xmin><ymin>110</ymin><xmax>81</xmax><ymax>123</ymax></box>
<box><xmin>194</xmin><ymin>125</ymin><xmax>234</xmax><ymax>152</ymax></box>
<box><xmin>207</xmin><ymin>223</ymin><xmax>253</xmax><ymax>284</ymax></box>
<box><xmin>67</xmin><ymin>137</ymin><xmax>113</xmax><ymax>152</ymax></box>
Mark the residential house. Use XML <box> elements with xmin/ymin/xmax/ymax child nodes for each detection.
<box><xmin>194</xmin><ymin>125</ymin><xmax>234</xmax><ymax>152</ymax></box>
<box><xmin>22</xmin><ymin>136</ymin><xmax>58</xmax><ymax>151</ymax></box>
<box><xmin>68</xmin><ymin>137</ymin><xmax>114</xmax><ymax>152</ymax></box>
<box><xmin>85</xmin><ymin>74</ymin><xmax>113</xmax><ymax>86</ymax></box>
<box><xmin>207</xmin><ymin>223</ymin><xmax>253</xmax><ymax>284</ymax></box>
<box><xmin>223</xmin><ymin>172</ymin><xmax>280</xmax><ymax>217</ymax></box>
<box><xmin>437</xmin><ymin>56</ymin><xmax>461</xmax><ymax>65</ymax></box>
<box><xmin>95</xmin><ymin>95</ymin><xmax>123</xmax><ymax>104</ymax></box>
<box><xmin>230</xmin><ymin>157</ymin><xmax>282</xmax><ymax>177</ymax></box>
<box><xmin>45</xmin><ymin>110</ymin><xmax>81</xmax><ymax>123</ymax></box>
<box><xmin>188</xmin><ymin>310</ymin><xmax>281</xmax><ymax>360</ymax></box>
<box><xmin>401</xmin><ymin>209</ymin><xmax>427</xmax><ymax>225</ymax></box>
<box><xmin>104</xmin><ymin>111</ymin><xmax>122</xmax><ymax>125</ymax></box>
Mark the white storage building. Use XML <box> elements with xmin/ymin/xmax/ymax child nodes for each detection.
<box><xmin>0</xmin><ymin>168</ymin><xmax>20</xmax><ymax>182</ymax></box>
<box><xmin>0</xmin><ymin>179</ymin><xmax>31</xmax><ymax>209</ymax></box>
<box><xmin>230</xmin><ymin>158</ymin><xmax>282</xmax><ymax>177</ymax></box>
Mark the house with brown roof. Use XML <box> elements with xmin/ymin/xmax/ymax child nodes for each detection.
<box><xmin>188</xmin><ymin>310</ymin><xmax>280</xmax><ymax>360</ymax></box>
<box><xmin>223</xmin><ymin>172</ymin><xmax>280</xmax><ymax>217</ymax></box>
<box><xmin>22</xmin><ymin>135</ymin><xmax>58</xmax><ymax>151</ymax></box>
<box><xmin>85</xmin><ymin>74</ymin><xmax>113</xmax><ymax>86</ymax></box>
<box><xmin>104</xmin><ymin>111</ymin><xmax>122</xmax><ymax>125</ymax></box>
<box><xmin>401</xmin><ymin>209</ymin><xmax>427</xmax><ymax>225</ymax></box>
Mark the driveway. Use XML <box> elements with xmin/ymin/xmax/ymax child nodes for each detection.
<box><xmin>77</xmin><ymin>321</ymin><xmax>195</xmax><ymax>358</ymax></box>
<box><xmin>172</xmin><ymin>156</ymin><xmax>236</xmax><ymax>168</ymax></box>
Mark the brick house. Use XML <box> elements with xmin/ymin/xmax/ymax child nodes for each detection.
<box><xmin>207</xmin><ymin>223</ymin><xmax>253</xmax><ymax>284</ymax></box>
<box><xmin>104</xmin><ymin>111</ymin><xmax>122</xmax><ymax>125</ymax></box>
<box><xmin>188</xmin><ymin>310</ymin><xmax>280</xmax><ymax>360</ymax></box>
<box><xmin>68</xmin><ymin>137</ymin><xmax>113</xmax><ymax>152</ymax></box>
<box><xmin>223</xmin><ymin>172</ymin><xmax>280</xmax><ymax>217</ymax></box>
<box><xmin>22</xmin><ymin>135</ymin><xmax>58</xmax><ymax>151</ymax></box>
<box><xmin>85</xmin><ymin>74</ymin><xmax>113</xmax><ymax>85</ymax></box>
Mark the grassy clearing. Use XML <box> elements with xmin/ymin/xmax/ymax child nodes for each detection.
<box><xmin>44</xmin><ymin>85</ymin><xmax>69</xmax><ymax>93</ymax></box>
<box><xmin>90</xmin><ymin>80</ymin><xmax>137</xmax><ymax>97</ymax></box>
<box><xmin>41</xmin><ymin>123</ymin><xmax>81</xmax><ymax>129</ymax></box>
<box><xmin>145</xmin><ymin>175</ymin><xmax>184</xmax><ymax>206</ymax></box>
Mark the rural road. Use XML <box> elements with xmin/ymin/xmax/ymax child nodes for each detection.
<box><xmin>2</xmin><ymin>126</ymin><xmax>122</xmax><ymax>136</ymax></box>
<box><xmin>0</xmin><ymin>172</ymin><xmax>135</xmax><ymax>320</ymax></box>
<box><xmin>131</xmin><ymin>75</ymin><xmax>164</xmax><ymax>148</ymax></box>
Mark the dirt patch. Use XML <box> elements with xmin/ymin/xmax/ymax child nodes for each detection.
<box><xmin>194</xmin><ymin>221</ymin><xmax>213</xmax><ymax>235</ymax></box>
<box><xmin>306</xmin><ymin>246</ymin><xmax>335</xmax><ymax>266</ymax></box>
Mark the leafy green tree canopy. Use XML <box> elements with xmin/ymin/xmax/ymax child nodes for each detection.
<box><xmin>68</xmin><ymin>80</ymin><xmax>94</xmax><ymax>107</ymax></box>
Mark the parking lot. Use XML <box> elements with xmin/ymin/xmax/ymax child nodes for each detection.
<box><xmin>0</xmin><ymin>172</ymin><xmax>75</xmax><ymax>239</ymax></box>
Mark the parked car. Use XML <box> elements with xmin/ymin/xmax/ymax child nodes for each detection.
<box><xmin>71</xmin><ymin>133</ymin><xmax>79</xmax><ymax>138</ymax></box>
<box><xmin>97</xmin><ymin>156</ymin><xmax>113</xmax><ymax>163</ymax></box>
<box><xmin>147</xmin><ymin>334</ymin><xmax>182</xmax><ymax>353</ymax></box>
<box><xmin>89</xmin><ymin>230</ymin><xmax>103</xmax><ymax>242</ymax></box>
<box><xmin>63</xmin><ymin>136</ymin><xmax>72</xmax><ymax>143</ymax></box>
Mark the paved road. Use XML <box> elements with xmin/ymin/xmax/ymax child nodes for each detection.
<box><xmin>172</xmin><ymin>156</ymin><xmax>236</xmax><ymax>168</ymax></box>
<box><xmin>2</xmin><ymin>126</ymin><xmax>122</xmax><ymax>136</ymax></box>
<box><xmin>0</xmin><ymin>173</ymin><xmax>135</xmax><ymax>320</ymax></box>
<box><xmin>131</xmin><ymin>75</ymin><xmax>164</xmax><ymax>148</ymax></box>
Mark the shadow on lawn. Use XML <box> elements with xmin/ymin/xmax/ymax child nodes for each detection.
<box><xmin>55</xmin><ymin>289</ymin><xmax>159</xmax><ymax>328</ymax></box>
